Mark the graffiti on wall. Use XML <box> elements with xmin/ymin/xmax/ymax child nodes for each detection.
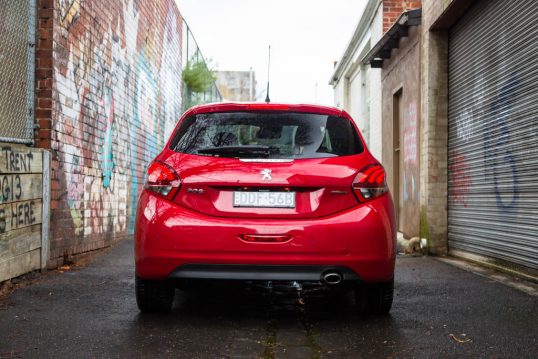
<box><xmin>0</xmin><ymin>145</ymin><xmax>45</xmax><ymax>282</ymax></box>
<box><xmin>403</xmin><ymin>102</ymin><xmax>418</xmax><ymax>203</ymax></box>
<box><xmin>449</xmin><ymin>75</ymin><xmax>484</xmax><ymax>208</ymax></box>
<box><xmin>454</xmin><ymin>75</ymin><xmax>486</xmax><ymax>143</ymax></box>
<box><xmin>161</xmin><ymin>2</ymin><xmax>183</xmax><ymax>140</ymax></box>
<box><xmin>403</xmin><ymin>102</ymin><xmax>417</xmax><ymax>165</ymax></box>
<box><xmin>483</xmin><ymin>74</ymin><xmax>520</xmax><ymax>212</ymax></box>
<box><xmin>58</xmin><ymin>0</ymin><xmax>81</xmax><ymax>29</ymax></box>
<box><xmin>53</xmin><ymin>0</ymin><xmax>184</xmax><ymax>245</ymax></box>
<box><xmin>455</xmin><ymin>110</ymin><xmax>473</xmax><ymax>142</ymax></box>
<box><xmin>448</xmin><ymin>150</ymin><xmax>471</xmax><ymax>207</ymax></box>
<box><xmin>450</xmin><ymin>74</ymin><xmax>522</xmax><ymax>213</ymax></box>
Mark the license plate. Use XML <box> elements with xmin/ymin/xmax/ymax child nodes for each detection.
<box><xmin>233</xmin><ymin>191</ymin><xmax>296</xmax><ymax>208</ymax></box>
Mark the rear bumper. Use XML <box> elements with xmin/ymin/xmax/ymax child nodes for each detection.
<box><xmin>135</xmin><ymin>190</ymin><xmax>396</xmax><ymax>283</ymax></box>
<box><xmin>169</xmin><ymin>264</ymin><xmax>360</xmax><ymax>282</ymax></box>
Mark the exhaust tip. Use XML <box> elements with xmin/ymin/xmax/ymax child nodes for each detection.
<box><xmin>322</xmin><ymin>272</ymin><xmax>342</xmax><ymax>285</ymax></box>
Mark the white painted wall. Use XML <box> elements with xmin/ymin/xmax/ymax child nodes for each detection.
<box><xmin>333</xmin><ymin>79</ymin><xmax>345</xmax><ymax>109</ymax></box>
<box><xmin>348</xmin><ymin>68</ymin><xmax>362</xmax><ymax>130</ymax></box>
<box><xmin>367</xmin><ymin>67</ymin><xmax>382</xmax><ymax>160</ymax></box>
<box><xmin>366</xmin><ymin>3</ymin><xmax>383</xmax><ymax>160</ymax></box>
<box><xmin>331</xmin><ymin>0</ymin><xmax>383</xmax><ymax>160</ymax></box>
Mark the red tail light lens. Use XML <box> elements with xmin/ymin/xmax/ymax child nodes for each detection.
<box><xmin>352</xmin><ymin>164</ymin><xmax>388</xmax><ymax>202</ymax></box>
<box><xmin>246</xmin><ymin>104</ymin><xmax>290</xmax><ymax>111</ymax></box>
<box><xmin>145</xmin><ymin>161</ymin><xmax>181</xmax><ymax>199</ymax></box>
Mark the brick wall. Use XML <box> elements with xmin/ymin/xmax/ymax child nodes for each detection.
<box><xmin>383</xmin><ymin>0</ymin><xmax>422</xmax><ymax>33</ymax></box>
<box><xmin>40</xmin><ymin>0</ymin><xmax>184</xmax><ymax>265</ymax></box>
<box><xmin>35</xmin><ymin>0</ymin><xmax>54</xmax><ymax>150</ymax></box>
<box><xmin>418</xmin><ymin>0</ymin><xmax>455</xmax><ymax>254</ymax></box>
<box><xmin>380</xmin><ymin>25</ymin><xmax>421</xmax><ymax>239</ymax></box>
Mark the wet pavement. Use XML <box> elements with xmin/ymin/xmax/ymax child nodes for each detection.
<box><xmin>0</xmin><ymin>238</ymin><xmax>537</xmax><ymax>359</ymax></box>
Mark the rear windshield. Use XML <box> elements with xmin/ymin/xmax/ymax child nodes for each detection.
<box><xmin>169</xmin><ymin>112</ymin><xmax>363</xmax><ymax>159</ymax></box>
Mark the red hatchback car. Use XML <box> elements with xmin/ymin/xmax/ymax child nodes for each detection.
<box><xmin>134</xmin><ymin>103</ymin><xmax>396</xmax><ymax>314</ymax></box>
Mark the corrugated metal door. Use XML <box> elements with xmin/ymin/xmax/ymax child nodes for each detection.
<box><xmin>448</xmin><ymin>0</ymin><xmax>538</xmax><ymax>269</ymax></box>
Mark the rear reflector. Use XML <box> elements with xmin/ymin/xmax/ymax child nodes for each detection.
<box><xmin>239</xmin><ymin>234</ymin><xmax>292</xmax><ymax>243</ymax></box>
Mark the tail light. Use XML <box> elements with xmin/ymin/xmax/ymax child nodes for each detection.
<box><xmin>145</xmin><ymin>161</ymin><xmax>181</xmax><ymax>200</ymax></box>
<box><xmin>352</xmin><ymin>164</ymin><xmax>388</xmax><ymax>202</ymax></box>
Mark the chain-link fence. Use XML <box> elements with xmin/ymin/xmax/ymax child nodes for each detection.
<box><xmin>181</xmin><ymin>19</ymin><xmax>222</xmax><ymax>112</ymax></box>
<box><xmin>0</xmin><ymin>0</ymin><xmax>35</xmax><ymax>144</ymax></box>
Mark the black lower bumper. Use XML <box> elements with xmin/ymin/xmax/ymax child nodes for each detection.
<box><xmin>168</xmin><ymin>264</ymin><xmax>361</xmax><ymax>282</ymax></box>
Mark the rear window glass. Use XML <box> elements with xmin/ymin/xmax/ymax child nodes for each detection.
<box><xmin>170</xmin><ymin>111</ymin><xmax>363</xmax><ymax>159</ymax></box>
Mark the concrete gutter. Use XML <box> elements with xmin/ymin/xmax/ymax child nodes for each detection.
<box><xmin>437</xmin><ymin>256</ymin><xmax>538</xmax><ymax>297</ymax></box>
<box><xmin>396</xmin><ymin>231</ymin><xmax>538</xmax><ymax>296</ymax></box>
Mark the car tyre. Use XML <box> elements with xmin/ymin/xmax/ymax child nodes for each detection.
<box><xmin>355</xmin><ymin>281</ymin><xmax>394</xmax><ymax>315</ymax></box>
<box><xmin>136</xmin><ymin>276</ymin><xmax>175</xmax><ymax>313</ymax></box>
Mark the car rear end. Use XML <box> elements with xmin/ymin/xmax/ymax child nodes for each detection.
<box><xmin>134</xmin><ymin>103</ymin><xmax>396</xmax><ymax>313</ymax></box>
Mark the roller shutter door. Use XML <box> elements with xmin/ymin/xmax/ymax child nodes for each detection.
<box><xmin>447</xmin><ymin>0</ymin><xmax>538</xmax><ymax>269</ymax></box>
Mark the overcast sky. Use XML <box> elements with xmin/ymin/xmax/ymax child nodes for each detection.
<box><xmin>175</xmin><ymin>0</ymin><xmax>367</xmax><ymax>105</ymax></box>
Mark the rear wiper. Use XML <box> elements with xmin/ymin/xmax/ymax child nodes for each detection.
<box><xmin>197</xmin><ymin>145</ymin><xmax>280</xmax><ymax>158</ymax></box>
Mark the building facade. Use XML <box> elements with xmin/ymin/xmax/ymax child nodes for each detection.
<box><xmin>0</xmin><ymin>0</ymin><xmax>220</xmax><ymax>282</ymax></box>
<box><xmin>378</xmin><ymin>11</ymin><xmax>421</xmax><ymax>239</ymax></box>
<box><xmin>329</xmin><ymin>0</ymin><xmax>384</xmax><ymax>160</ymax></box>
<box><xmin>216</xmin><ymin>70</ymin><xmax>256</xmax><ymax>102</ymax></box>
<box><xmin>362</xmin><ymin>0</ymin><xmax>537</xmax><ymax>274</ymax></box>
<box><xmin>439</xmin><ymin>0</ymin><xmax>537</xmax><ymax>272</ymax></box>
<box><xmin>333</xmin><ymin>0</ymin><xmax>422</xmax><ymax>237</ymax></box>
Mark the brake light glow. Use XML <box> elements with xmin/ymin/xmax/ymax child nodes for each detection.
<box><xmin>145</xmin><ymin>161</ymin><xmax>181</xmax><ymax>199</ymax></box>
<box><xmin>352</xmin><ymin>164</ymin><xmax>388</xmax><ymax>201</ymax></box>
<box><xmin>246</xmin><ymin>103</ymin><xmax>290</xmax><ymax>111</ymax></box>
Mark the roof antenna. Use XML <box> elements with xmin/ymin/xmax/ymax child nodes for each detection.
<box><xmin>265</xmin><ymin>45</ymin><xmax>271</xmax><ymax>103</ymax></box>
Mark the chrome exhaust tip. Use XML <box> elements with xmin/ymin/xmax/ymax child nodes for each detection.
<box><xmin>321</xmin><ymin>272</ymin><xmax>342</xmax><ymax>285</ymax></box>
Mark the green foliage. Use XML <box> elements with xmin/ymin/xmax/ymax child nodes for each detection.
<box><xmin>182</xmin><ymin>60</ymin><xmax>215</xmax><ymax>94</ymax></box>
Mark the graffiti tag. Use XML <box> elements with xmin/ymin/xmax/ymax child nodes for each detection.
<box><xmin>448</xmin><ymin>151</ymin><xmax>472</xmax><ymax>207</ymax></box>
<box><xmin>0</xmin><ymin>200</ymin><xmax>38</xmax><ymax>234</ymax></box>
<box><xmin>1</xmin><ymin>147</ymin><xmax>34</xmax><ymax>173</ymax></box>
<box><xmin>483</xmin><ymin>75</ymin><xmax>520</xmax><ymax>212</ymax></box>
<box><xmin>0</xmin><ymin>175</ymin><xmax>23</xmax><ymax>202</ymax></box>
<box><xmin>455</xmin><ymin>110</ymin><xmax>473</xmax><ymax>142</ymax></box>
<box><xmin>403</xmin><ymin>102</ymin><xmax>418</xmax><ymax>164</ymax></box>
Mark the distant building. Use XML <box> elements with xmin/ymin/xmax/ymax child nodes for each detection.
<box><xmin>216</xmin><ymin>70</ymin><xmax>256</xmax><ymax>101</ymax></box>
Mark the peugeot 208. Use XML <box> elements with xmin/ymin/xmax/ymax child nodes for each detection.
<box><xmin>134</xmin><ymin>103</ymin><xmax>396</xmax><ymax>314</ymax></box>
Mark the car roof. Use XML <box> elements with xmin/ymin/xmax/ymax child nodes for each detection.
<box><xmin>183</xmin><ymin>102</ymin><xmax>346</xmax><ymax>117</ymax></box>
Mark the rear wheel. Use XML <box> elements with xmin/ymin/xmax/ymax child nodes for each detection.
<box><xmin>135</xmin><ymin>276</ymin><xmax>175</xmax><ymax>313</ymax></box>
<box><xmin>355</xmin><ymin>281</ymin><xmax>394</xmax><ymax>315</ymax></box>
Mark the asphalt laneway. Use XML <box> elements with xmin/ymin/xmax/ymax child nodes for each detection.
<box><xmin>0</xmin><ymin>238</ymin><xmax>536</xmax><ymax>359</ymax></box>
